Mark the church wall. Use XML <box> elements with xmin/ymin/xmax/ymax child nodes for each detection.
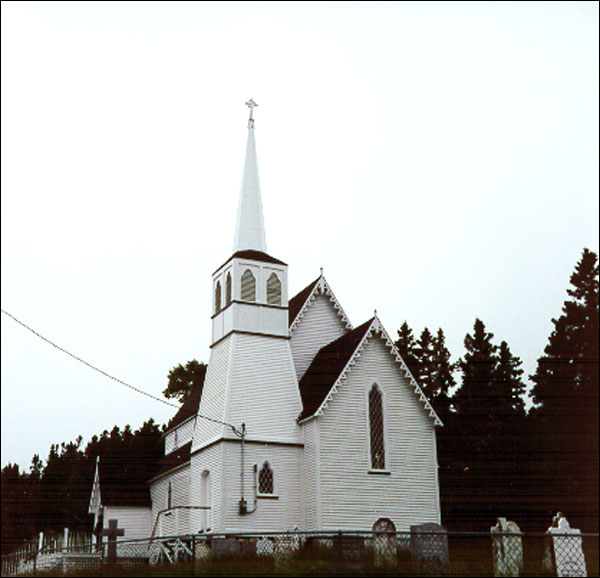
<box><xmin>165</xmin><ymin>418</ymin><xmax>195</xmax><ymax>455</ymax></box>
<box><xmin>317</xmin><ymin>337</ymin><xmax>440</xmax><ymax>531</ymax></box>
<box><xmin>189</xmin><ymin>443</ymin><xmax>223</xmax><ymax>533</ymax></box>
<box><xmin>221</xmin><ymin>441</ymin><xmax>303</xmax><ymax>532</ymax></box>
<box><xmin>149</xmin><ymin>465</ymin><xmax>191</xmax><ymax>536</ymax></box>
<box><xmin>102</xmin><ymin>506</ymin><xmax>152</xmax><ymax>541</ymax></box>
<box><xmin>290</xmin><ymin>293</ymin><xmax>349</xmax><ymax>381</ymax></box>
<box><xmin>224</xmin><ymin>334</ymin><xmax>302</xmax><ymax>444</ymax></box>
<box><xmin>192</xmin><ymin>336</ymin><xmax>232</xmax><ymax>451</ymax></box>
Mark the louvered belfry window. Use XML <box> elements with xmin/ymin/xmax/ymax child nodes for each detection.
<box><xmin>369</xmin><ymin>385</ymin><xmax>385</xmax><ymax>469</ymax></box>
<box><xmin>258</xmin><ymin>462</ymin><xmax>274</xmax><ymax>494</ymax></box>
<box><xmin>266</xmin><ymin>273</ymin><xmax>282</xmax><ymax>305</ymax></box>
<box><xmin>214</xmin><ymin>281</ymin><xmax>222</xmax><ymax>314</ymax></box>
<box><xmin>241</xmin><ymin>270</ymin><xmax>256</xmax><ymax>302</ymax></box>
<box><xmin>225</xmin><ymin>273</ymin><xmax>232</xmax><ymax>306</ymax></box>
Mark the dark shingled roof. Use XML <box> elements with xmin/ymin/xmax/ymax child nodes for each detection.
<box><xmin>214</xmin><ymin>250</ymin><xmax>287</xmax><ymax>274</ymax></box>
<box><xmin>298</xmin><ymin>318</ymin><xmax>374</xmax><ymax>421</ymax></box>
<box><xmin>288</xmin><ymin>277</ymin><xmax>320</xmax><ymax>327</ymax></box>
<box><xmin>98</xmin><ymin>457</ymin><xmax>155</xmax><ymax>507</ymax></box>
<box><xmin>152</xmin><ymin>441</ymin><xmax>192</xmax><ymax>479</ymax></box>
<box><xmin>165</xmin><ymin>380</ymin><xmax>204</xmax><ymax>433</ymax></box>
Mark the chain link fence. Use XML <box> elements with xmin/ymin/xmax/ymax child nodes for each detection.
<box><xmin>2</xmin><ymin>530</ymin><xmax>598</xmax><ymax>576</ymax></box>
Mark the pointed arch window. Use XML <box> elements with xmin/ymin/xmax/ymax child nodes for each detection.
<box><xmin>369</xmin><ymin>384</ymin><xmax>385</xmax><ymax>470</ymax></box>
<box><xmin>167</xmin><ymin>481</ymin><xmax>172</xmax><ymax>509</ymax></box>
<box><xmin>241</xmin><ymin>270</ymin><xmax>256</xmax><ymax>302</ymax></box>
<box><xmin>225</xmin><ymin>273</ymin><xmax>232</xmax><ymax>307</ymax></box>
<box><xmin>258</xmin><ymin>461</ymin><xmax>274</xmax><ymax>494</ymax></box>
<box><xmin>266</xmin><ymin>273</ymin><xmax>282</xmax><ymax>306</ymax></box>
<box><xmin>214</xmin><ymin>281</ymin><xmax>222</xmax><ymax>314</ymax></box>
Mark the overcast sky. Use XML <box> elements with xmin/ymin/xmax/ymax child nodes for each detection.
<box><xmin>2</xmin><ymin>1</ymin><xmax>598</xmax><ymax>470</ymax></box>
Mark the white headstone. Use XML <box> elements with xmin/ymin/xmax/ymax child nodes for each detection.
<box><xmin>544</xmin><ymin>514</ymin><xmax>587</xmax><ymax>577</ymax></box>
<box><xmin>257</xmin><ymin>537</ymin><xmax>275</xmax><ymax>557</ymax></box>
<box><xmin>491</xmin><ymin>517</ymin><xmax>523</xmax><ymax>577</ymax></box>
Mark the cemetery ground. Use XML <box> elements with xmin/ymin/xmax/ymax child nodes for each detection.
<box><xmin>22</xmin><ymin>533</ymin><xmax>599</xmax><ymax>577</ymax></box>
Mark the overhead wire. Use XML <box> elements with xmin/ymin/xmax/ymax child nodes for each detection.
<box><xmin>1</xmin><ymin>308</ymin><xmax>235</xmax><ymax>430</ymax></box>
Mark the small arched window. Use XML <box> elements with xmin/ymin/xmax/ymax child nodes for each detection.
<box><xmin>241</xmin><ymin>270</ymin><xmax>256</xmax><ymax>302</ymax></box>
<box><xmin>369</xmin><ymin>385</ymin><xmax>385</xmax><ymax>470</ymax></box>
<box><xmin>214</xmin><ymin>281</ymin><xmax>222</xmax><ymax>314</ymax></box>
<box><xmin>258</xmin><ymin>461</ymin><xmax>274</xmax><ymax>494</ymax></box>
<box><xmin>225</xmin><ymin>273</ymin><xmax>232</xmax><ymax>306</ymax></box>
<box><xmin>266</xmin><ymin>273</ymin><xmax>282</xmax><ymax>306</ymax></box>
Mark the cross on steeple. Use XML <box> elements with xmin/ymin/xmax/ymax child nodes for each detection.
<box><xmin>246</xmin><ymin>98</ymin><xmax>258</xmax><ymax>127</ymax></box>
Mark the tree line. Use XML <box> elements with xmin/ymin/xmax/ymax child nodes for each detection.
<box><xmin>1</xmin><ymin>248</ymin><xmax>598</xmax><ymax>554</ymax></box>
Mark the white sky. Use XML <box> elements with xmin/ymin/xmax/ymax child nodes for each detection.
<box><xmin>2</xmin><ymin>1</ymin><xmax>598</xmax><ymax>470</ymax></box>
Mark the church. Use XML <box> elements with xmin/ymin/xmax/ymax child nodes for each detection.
<box><xmin>89</xmin><ymin>101</ymin><xmax>443</xmax><ymax>543</ymax></box>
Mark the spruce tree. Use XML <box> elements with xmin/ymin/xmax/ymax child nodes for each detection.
<box><xmin>529</xmin><ymin>248</ymin><xmax>599</xmax><ymax>531</ymax></box>
<box><xmin>454</xmin><ymin>318</ymin><xmax>498</xmax><ymax>433</ymax></box>
<box><xmin>395</xmin><ymin>321</ymin><xmax>420</xmax><ymax>379</ymax></box>
<box><xmin>430</xmin><ymin>328</ymin><xmax>455</xmax><ymax>422</ymax></box>
<box><xmin>493</xmin><ymin>341</ymin><xmax>527</xmax><ymax>418</ymax></box>
<box><xmin>416</xmin><ymin>327</ymin><xmax>435</xmax><ymax>397</ymax></box>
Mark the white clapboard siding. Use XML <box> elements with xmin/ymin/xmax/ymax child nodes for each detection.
<box><xmin>189</xmin><ymin>444</ymin><xmax>222</xmax><ymax>533</ymax></box>
<box><xmin>149</xmin><ymin>465</ymin><xmax>191</xmax><ymax>536</ymax></box>
<box><xmin>221</xmin><ymin>442</ymin><xmax>303</xmax><ymax>532</ymax></box>
<box><xmin>192</xmin><ymin>336</ymin><xmax>232</xmax><ymax>451</ymax></box>
<box><xmin>103</xmin><ymin>506</ymin><xmax>152</xmax><ymax>541</ymax></box>
<box><xmin>317</xmin><ymin>336</ymin><xmax>440</xmax><ymax>531</ymax></box>
<box><xmin>302</xmin><ymin>419</ymin><xmax>319</xmax><ymax>531</ymax></box>
<box><xmin>165</xmin><ymin>418</ymin><xmax>196</xmax><ymax>455</ymax></box>
<box><xmin>225</xmin><ymin>333</ymin><xmax>302</xmax><ymax>443</ymax></box>
<box><xmin>290</xmin><ymin>293</ymin><xmax>349</xmax><ymax>380</ymax></box>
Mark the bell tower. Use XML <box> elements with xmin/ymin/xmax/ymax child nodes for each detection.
<box><xmin>211</xmin><ymin>99</ymin><xmax>289</xmax><ymax>346</ymax></box>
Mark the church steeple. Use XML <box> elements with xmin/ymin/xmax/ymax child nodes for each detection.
<box><xmin>233</xmin><ymin>99</ymin><xmax>267</xmax><ymax>253</ymax></box>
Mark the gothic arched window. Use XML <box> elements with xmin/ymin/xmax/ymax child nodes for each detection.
<box><xmin>225</xmin><ymin>273</ymin><xmax>232</xmax><ymax>306</ymax></box>
<box><xmin>266</xmin><ymin>273</ymin><xmax>282</xmax><ymax>306</ymax></box>
<box><xmin>214</xmin><ymin>281</ymin><xmax>222</xmax><ymax>314</ymax></box>
<box><xmin>369</xmin><ymin>384</ymin><xmax>385</xmax><ymax>470</ymax></box>
<box><xmin>258</xmin><ymin>461</ymin><xmax>274</xmax><ymax>494</ymax></box>
<box><xmin>241</xmin><ymin>270</ymin><xmax>256</xmax><ymax>302</ymax></box>
<box><xmin>167</xmin><ymin>481</ymin><xmax>172</xmax><ymax>509</ymax></box>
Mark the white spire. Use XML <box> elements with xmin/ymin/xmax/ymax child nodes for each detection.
<box><xmin>233</xmin><ymin>100</ymin><xmax>267</xmax><ymax>253</ymax></box>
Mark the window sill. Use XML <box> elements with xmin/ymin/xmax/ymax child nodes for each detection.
<box><xmin>368</xmin><ymin>469</ymin><xmax>391</xmax><ymax>475</ymax></box>
<box><xmin>257</xmin><ymin>494</ymin><xmax>279</xmax><ymax>500</ymax></box>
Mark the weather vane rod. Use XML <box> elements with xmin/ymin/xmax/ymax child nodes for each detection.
<box><xmin>246</xmin><ymin>98</ymin><xmax>258</xmax><ymax>128</ymax></box>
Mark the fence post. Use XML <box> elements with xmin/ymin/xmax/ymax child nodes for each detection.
<box><xmin>190</xmin><ymin>534</ymin><xmax>196</xmax><ymax>577</ymax></box>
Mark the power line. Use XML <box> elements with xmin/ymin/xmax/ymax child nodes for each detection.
<box><xmin>1</xmin><ymin>308</ymin><xmax>234</xmax><ymax>430</ymax></box>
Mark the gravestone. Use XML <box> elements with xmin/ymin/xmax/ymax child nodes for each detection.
<box><xmin>410</xmin><ymin>523</ymin><xmax>449</xmax><ymax>574</ymax></box>
<box><xmin>544</xmin><ymin>514</ymin><xmax>587</xmax><ymax>577</ymax></box>
<box><xmin>373</xmin><ymin>518</ymin><xmax>397</xmax><ymax>566</ymax></box>
<box><xmin>491</xmin><ymin>517</ymin><xmax>523</xmax><ymax>577</ymax></box>
<box><xmin>101</xmin><ymin>519</ymin><xmax>124</xmax><ymax>563</ymax></box>
<box><xmin>211</xmin><ymin>537</ymin><xmax>241</xmax><ymax>558</ymax></box>
<box><xmin>257</xmin><ymin>537</ymin><xmax>275</xmax><ymax>557</ymax></box>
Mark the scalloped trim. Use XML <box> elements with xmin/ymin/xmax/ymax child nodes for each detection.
<box><xmin>312</xmin><ymin>317</ymin><xmax>443</xmax><ymax>426</ymax></box>
<box><xmin>289</xmin><ymin>274</ymin><xmax>353</xmax><ymax>334</ymax></box>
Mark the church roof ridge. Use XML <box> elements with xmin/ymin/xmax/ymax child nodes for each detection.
<box><xmin>298</xmin><ymin>316</ymin><xmax>443</xmax><ymax>426</ymax></box>
<box><xmin>289</xmin><ymin>272</ymin><xmax>353</xmax><ymax>332</ymax></box>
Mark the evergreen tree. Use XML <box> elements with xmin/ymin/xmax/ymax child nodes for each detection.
<box><xmin>454</xmin><ymin>318</ymin><xmax>498</xmax><ymax>434</ymax></box>
<box><xmin>416</xmin><ymin>327</ymin><xmax>435</xmax><ymax>396</ymax></box>
<box><xmin>529</xmin><ymin>248</ymin><xmax>599</xmax><ymax>531</ymax></box>
<box><xmin>493</xmin><ymin>341</ymin><xmax>526</xmax><ymax>418</ymax></box>
<box><xmin>395</xmin><ymin>321</ymin><xmax>419</xmax><ymax>379</ymax></box>
<box><xmin>430</xmin><ymin>328</ymin><xmax>455</xmax><ymax>422</ymax></box>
